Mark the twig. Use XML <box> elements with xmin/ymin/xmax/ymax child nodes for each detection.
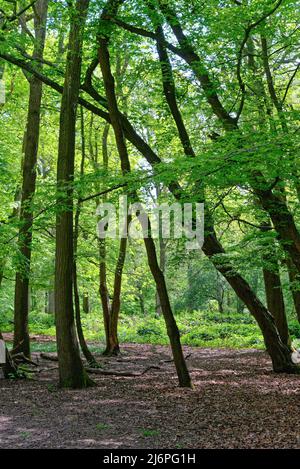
<box><xmin>85</xmin><ymin>365</ymin><xmax>161</xmax><ymax>377</ymax></box>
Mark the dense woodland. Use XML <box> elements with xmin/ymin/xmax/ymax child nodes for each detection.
<box><xmin>0</xmin><ymin>0</ymin><xmax>300</xmax><ymax>406</ymax></box>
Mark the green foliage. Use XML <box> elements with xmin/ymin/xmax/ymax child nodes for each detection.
<box><xmin>288</xmin><ymin>321</ymin><xmax>300</xmax><ymax>340</ymax></box>
<box><xmin>3</xmin><ymin>309</ymin><xmax>267</xmax><ymax>350</ymax></box>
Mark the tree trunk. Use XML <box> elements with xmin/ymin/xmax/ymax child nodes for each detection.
<box><xmin>105</xmin><ymin>234</ymin><xmax>129</xmax><ymax>355</ymax></box>
<box><xmin>98</xmin><ymin>15</ymin><xmax>191</xmax><ymax>386</ymax></box>
<box><xmin>128</xmin><ymin>14</ymin><xmax>297</xmax><ymax>373</ymax></box>
<box><xmin>203</xmin><ymin>225</ymin><xmax>296</xmax><ymax>373</ymax></box>
<box><xmin>94</xmin><ymin>119</ymin><xmax>128</xmax><ymax>356</ymax></box>
<box><xmin>82</xmin><ymin>294</ymin><xmax>90</xmax><ymax>314</ymax></box>
<box><xmin>144</xmin><ymin>233</ymin><xmax>192</xmax><ymax>387</ymax></box>
<box><xmin>287</xmin><ymin>258</ymin><xmax>300</xmax><ymax>323</ymax></box>
<box><xmin>155</xmin><ymin>184</ymin><xmax>167</xmax><ymax>316</ymax></box>
<box><xmin>263</xmin><ymin>266</ymin><xmax>289</xmax><ymax>346</ymax></box>
<box><xmin>55</xmin><ymin>0</ymin><xmax>92</xmax><ymax>388</ymax></box>
<box><xmin>47</xmin><ymin>291</ymin><xmax>55</xmax><ymax>314</ymax></box>
<box><xmin>73</xmin><ymin>106</ymin><xmax>97</xmax><ymax>366</ymax></box>
<box><xmin>260</xmin><ymin>221</ymin><xmax>289</xmax><ymax>346</ymax></box>
<box><xmin>236</xmin><ymin>296</ymin><xmax>244</xmax><ymax>314</ymax></box>
<box><xmin>13</xmin><ymin>0</ymin><xmax>48</xmax><ymax>357</ymax></box>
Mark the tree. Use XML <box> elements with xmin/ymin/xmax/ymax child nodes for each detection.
<box><xmin>54</xmin><ymin>0</ymin><xmax>92</xmax><ymax>388</ymax></box>
<box><xmin>13</xmin><ymin>0</ymin><xmax>48</xmax><ymax>357</ymax></box>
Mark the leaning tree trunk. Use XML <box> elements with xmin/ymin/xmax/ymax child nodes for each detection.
<box><xmin>55</xmin><ymin>0</ymin><xmax>92</xmax><ymax>388</ymax></box>
<box><xmin>203</xmin><ymin>225</ymin><xmax>297</xmax><ymax>373</ymax></box>
<box><xmin>13</xmin><ymin>0</ymin><xmax>48</xmax><ymax>357</ymax></box>
<box><xmin>148</xmin><ymin>14</ymin><xmax>297</xmax><ymax>373</ymax></box>
<box><xmin>97</xmin><ymin>15</ymin><xmax>192</xmax><ymax>386</ymax></box>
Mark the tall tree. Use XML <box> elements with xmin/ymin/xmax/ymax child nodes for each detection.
<box><xmin>55</xmin><ymin>0</ymin><xmax>92</xmax><ymax>388</ymax></box>
<box><xmin>73</xmin><ymin>106</ymin><xmax>97</xmax><ymax>366</ymax></box>
<box><xmin>98</xmin><ymin>0</ymin><xmax>191</xmax><ymax>386</ymax></box>
<box><xmin>13</xmin><ymin>0</ymin><xmax>49</xmax><ymax>357</ymax></box>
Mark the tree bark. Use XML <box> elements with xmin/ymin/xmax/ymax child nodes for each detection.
<box><xmin>73</xmin><ymin>106</ymin><xmax>97</xmax><ymax>366</ymax></box>
<box><xmin>82</xmin><ymin>294</ymin><xmax>90</xmax><ymax>314</ymax></box>
<box><xmin>98</xmin><ymin>8</ymin><xmax>191</xmax><ymax>386</ymax></box>
<box><xmin>13</xmin><ymin>0</ymin><xmax>48</xmax><ymax>357</ymax></box>
<box><xmin>287</xmin><ymin>258</ymin><xmax>300</xmax><ymax>323</ymax></box>
<box><xmin>55</xmin><ymin>0</ymin><xmax>92</xmax><ymax>388</ymax></box>
<box><xmin>263</xmin><ymin>265</ymin><xmax>289</xmax><ymax>346</ymax></box>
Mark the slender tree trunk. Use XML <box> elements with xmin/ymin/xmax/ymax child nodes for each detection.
<box><xmin>119</xmin><ymin>71</ymin><xmax>297</xmax><ymax>372</ymax></box>
<box><xmin>106</xmin><ymin>234</ymin><xmax>129</xmax><ymax>355</ymax></box>
<box><xmin>98</xmin><ymin>238</ymin><xmax>111</xmax><ymax>351</ymax></box>
<box><xmin>155</xmin><ymin>184</ymin><xmax>167</xmax><ymax>316</ymax></box>
<box><xmin>98</xmin><ymin>16</ymin><xmax>191</xmax><ymax>386</ymax></box>
<box><xmin>144</xmin><ymin>232</ymin><xmax>192</xmax><ymax>387</ymax></box>
<box><xmin>236</xmin><ymin>296</ymin><xmax>244</xmax><ymax>314</ymax></box>
<box><xmin>73</xmin><ymin>107</ymin><xmax>97</xmax><ymax>366</ymax></box>
<box><xmin>202</xmin><ymin>224</ymin><xmax>296</xmax><ymax>372</ymax></box>
<box><xmin>150</xmin><ymin>14</ymin><xmax>297</xmax><ymax>373</ymax></box>
<box><xmin>95</xmin><ymin>120</ymin><xmax>128</xmax><ymax>356</ymax></box>
<box><xmin>47</xmin><ymin>291</ymin><xmax>55</xmax><ymax>314</ymax></box>
<box><xmin>55</xmin><ymin>0</ymin><xmax>92</xmax><ymax>388</ymax></box>
<box><xmin>287</xmin><ymin>258</ymin><xmax>300</xmax><ymax>323</ymax></box>
<box><xmin>263</xmin><ymin>266</ymin><xmax>289</xmax><ymax>346</ymax></box>
<box><xmin>13</xmin><ymin>0</ymin><xmax>48</xmax><ymax>357</ymax></box>
<box><xmin>260</xmin><ymin>221</ymin><xmax>290</xmax><ymax>346</ymax></box>
<box><xmin>82</xmin><ymin>294</ymin><xmax>90</xmax><ymax>314</ymax></box>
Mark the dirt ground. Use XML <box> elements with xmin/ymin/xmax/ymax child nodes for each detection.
<box><xmin>1</xmin><ymin>339</ymin><xmax>300</xmax><ymax>449</ymax></box>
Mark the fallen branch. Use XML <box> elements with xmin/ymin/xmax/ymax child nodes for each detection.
<box><xmin>40</xmin><ymin>353</ymin><xmax>58</xmax><ymax>362</ymax></box>
<box><xmin>162</xmin><ymin>352</ymin><xmax>192</xmax><ymax>364</ymax></box>
<box><xmin>85</xmin><ymin>365</ymin><xmax>161</xmax><ymax>377</ymax></box>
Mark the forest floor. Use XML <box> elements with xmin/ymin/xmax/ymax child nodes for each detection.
<box><xmin>0</xmin><ymin>335</ymin><xmax>300</xmax><ymax>449</ymax></box>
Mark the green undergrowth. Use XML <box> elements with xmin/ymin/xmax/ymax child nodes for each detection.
<box><xmin>2</xmin><ymin>309</ymin><xmax>300</xmax><ymax>351</ymax></box>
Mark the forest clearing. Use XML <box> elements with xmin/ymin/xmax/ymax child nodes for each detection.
<box><xmin>0</xmin><ymin>0</ymin><xmax>300</xmax><ymax>455</ymax></box>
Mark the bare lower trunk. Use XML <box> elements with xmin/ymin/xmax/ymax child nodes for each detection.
<box><xmin>82</xmin><ymin>294</ymin><xmax>90</xmax><ymax>314</ymax></box>
<box><xmin>72</xmin><ymin>107</ymin><xmax>96</xmax><ymax>366</ymax></box>
<box><xmin>98</xmin><ymin>16</ymin><xmax>191</xmax><ymax>385</ymax></box>
<box><xmin>13</xmin><ymin>0</ymin><xmax>49</xmax><ymax>358</ymax></box>
<box><xmin>287</xmin><ymin>258</ymin><xmax>300</xmax><ymax>323</ymax></box>
<box><xmin>105</xmin><ymin>235</ymin><xmax>129</xmax><ymax>355</ymax></box>
<box><xmin>55</xmin><ymin>0</ymin><xmax>92</xmax><ymax>388</ymax></box>
<box><xmin>73</xmin><ymin>261</ymin><xmax>96</xmax><ymax>365</ymax></box>
<box><xmin>203</xmin><ymin>227</ymin><xmax>296</xmax><ymax>373</ymax></box>
<box><xmin>263</xmin><ymin>266</ymin><xmax>289</xmax><ymax>346</ymax></box>
<box><xmin>144</xmin><ymin>234</ymin><xmax>192</xmax><ymax>387</ymax></box>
